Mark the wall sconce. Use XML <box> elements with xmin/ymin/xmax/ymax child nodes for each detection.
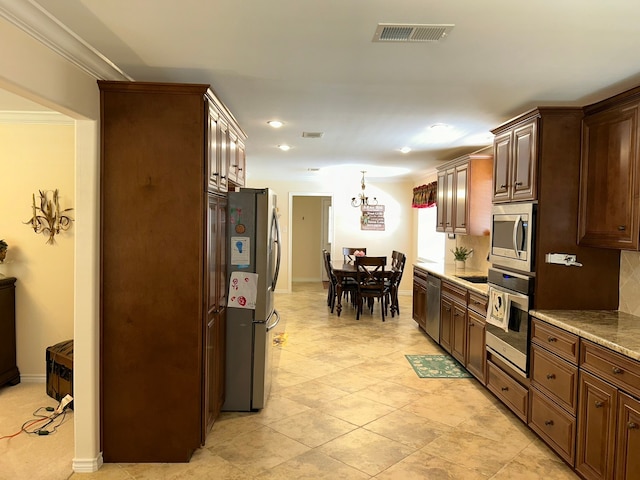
<box><xmin>351</xmin><ymin>170</ymin><xmax>378</xmax><ymax>207</ymax></box>
<box><xmin>24</xmin><ymin>189</ymin><xmax>74</xmax><ymax>244</ymax></box>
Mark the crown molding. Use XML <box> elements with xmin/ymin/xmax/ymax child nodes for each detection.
<box><xmin>0</xmin><ymin>0</ymin><xmax>132</xmax><ymax>81</ymax></box>
<box><xmin>0</xmin><ymin>110</ymin><xmax>74</xmax><ymax>125</ymax></box>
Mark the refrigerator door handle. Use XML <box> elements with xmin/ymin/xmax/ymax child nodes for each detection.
<box><xmin>266</xmin><ymin>309</ymin><xmax>280</xmax><ymax>332</ymax></box>
<box><xmin>271</xmin><ymin>207</ymin><xmax>281</xmax><ymax>291</ymax></box>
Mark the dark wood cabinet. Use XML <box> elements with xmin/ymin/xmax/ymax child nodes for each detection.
<box><xmin>439</xmin><ymin>295</ymin><xmax>452</xmax><ymax>353</ymax></box>
<box><xmin>491</xmin><ymin>117</ymin><xmax>537</xmax><ymax>202</ymax></box>
<box><xmin>436</xmin><ymin>150</ymin><xmax>493</xmax><ymax>235</ymax></box>
<box><xmin>98</xmin><ymin>81</ymin><xmax>245</xmax><ymax>462</ymax></box>
<box><xmin>451</xmin><ymin>302</ymin><xmax>467</xmax><ymax>365</ymax></box>
<box><xmin>576</xmin><ymin>370</ymin><xmax>617</xmax><ymax>480</ymax></box>
<box><xmin>529</xmin><ymin>318</ymin><xmax>579</xmax><ymax>466</ymax></box>
<box><xmin>205</xmin><ymin>195</ymin><xmax>228</xmax><ymax>429</ymax></box>
<box><xmin>466</xmin><ymin>308</ymin><xmax>486</xmax><ymax>384</ymax></box>
<box><xmin>412</xmin><ymin>268</ymin><xmax>427</xmax><ymax>331</ymax></box>
<box><xmin>0</xmin><ymin>277</ymin><xmax>19</xmax><ymax>388</ymax></box>
<box><xmin>579</xmin><ymin>89</ymin><xmax>640</xmax><ymax>250</ymax></box>
<box><xmin>616</xmin><ymin>392</ymin><xmax>640</xmax><ymax>480</ymax></box>
<box><xmin>440</xmin><ymin>280</ymin><xmax>467</xmax><ymax>356</ymax></box>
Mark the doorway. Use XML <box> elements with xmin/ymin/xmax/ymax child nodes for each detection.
<box><xmin>288</xmin><ymin>193</ymin><xmax>333</xmax><ymax>292</ymax></box>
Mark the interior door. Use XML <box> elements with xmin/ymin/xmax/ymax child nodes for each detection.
<box><xmin>321</xmin><ymin>197</ymin><xmax>332</xmax><ymax>281</ymax></box>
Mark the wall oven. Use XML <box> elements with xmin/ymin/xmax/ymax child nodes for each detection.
<box><xmin>485</xmin><ymin>267</ymin><xmax>534</xmax><ymax>378</ymax></box>
<box><xmin>489</xmin><ymin>202</ymin><xmax>536</xmax><ymax>273</ymax></box>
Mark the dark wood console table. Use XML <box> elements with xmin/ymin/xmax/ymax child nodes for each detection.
<box><xmin>0</xmin><ymin>277</ymin><xmax>19</xmax><ymax>387</ymax></box>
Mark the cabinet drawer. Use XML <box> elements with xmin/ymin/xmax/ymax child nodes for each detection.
<box><xmin>581</xmin><ymin>340</ymin><xmax>640</xmax><ymax>398</ymax></box>
<box><xmin>468</xmin><ymin>291</ymin><xmax>488</xmax><ymax>317</ymax></box>
<box><xmin>529</xmin><ymin>387</ymin><xmax>576</xmax><ymax>466</ymax></box>
<box><xmin>487</xmin><ymin>361</ymin><xmax>528</xmax><ymax>422</ymax></box>
<box><xmin>531</xmin><ymin>318</ymin><xmax>579</xmax><ymax>364</ymax></box>
<box><xmin>442</xmin><ymin>280</ymin><xmax>467</xmax><ymax>305</ymax></box>
<box><xmin>530</xmin><ymin>344</ymin><xmax>579</xmax><ymax>414</ymax></box>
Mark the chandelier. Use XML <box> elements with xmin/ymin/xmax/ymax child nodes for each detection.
<box><xmin>351</xmin><ymin>171</ymin><xmax>378</xmax><ymax>207</ymax></box>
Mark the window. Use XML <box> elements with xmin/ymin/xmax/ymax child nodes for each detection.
<box><xmin>417</xmin><ymin>207</ymin><xmax>445</xmax><ymax>262</ymax></box>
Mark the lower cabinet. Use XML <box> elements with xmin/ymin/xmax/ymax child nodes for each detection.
<box><xmin>466</xmin><ymin>291</ymin><xmax>488</xmax><ymax>385</ymax></box>
<box><xmin>578</xmin><ymin>340</ymin><xmax>640</xmax><ymax>480</ymax></box>
<box><xmin>576</xmin><ymin>370</ymin><xmax>617</xmax><ymax>480</ymax></box>
<box><xmin>487</xmin><ymin>360</ymin><xmax>529</xmax><ymax>422</ymax></box>
<box><xmin>440</xmin><ymin>280</ymin><xmax>467</xmax><ymax>359</ymax></box>
<box><xmin>616</xmin><ymin>392</ymin><xmax>640</xmax><ymax>480</ymax></box>
<box><xmin>412</xmin><ymin>268</ymin><xmax>427</xmax><ymax>331</ymax></box>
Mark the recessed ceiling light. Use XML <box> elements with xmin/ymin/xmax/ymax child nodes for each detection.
<box><xmin>267</xmin><ymin>120</ymin><xmax>283</xmax><ymax>128</ymax></box>
<box><xmin>400</xmin><ymin>146</ymin><xmax>411</xmax><ymax>154</ymax></box>
<box><xmin>278</xmin><ymin>144</ymin><xmax>290</xmax><ymax>151</ymax></box>
<box><xmin>308</xmin><ymin>168</ymin><xmax>320</xmax><ymax>172</ymax></box>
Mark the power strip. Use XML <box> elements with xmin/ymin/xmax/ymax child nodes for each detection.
<box><xmin>55</xmin><ymin>394</ymin><xmax>73</xmax><ymax>414</ymax></box>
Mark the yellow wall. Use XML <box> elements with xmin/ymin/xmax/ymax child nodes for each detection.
<box><xmin>292</xmin><ymin>196</ymin><xmax>323</xmax><ymax>281</ymax></box>
<box><xmin>0</xmin><ymin>122</ymin><xmax>75</xmax><ymax>376</ymax></box>
<box><xmin>247</xmin><ymin>175</ymin><xmax>416</xmax><ymax>295</ymax></box>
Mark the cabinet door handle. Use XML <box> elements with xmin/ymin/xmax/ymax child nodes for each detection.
<box><xmin>547</xmin><ymin>336</ymin><xmax>557</xmax><ymax>343</ymax></box>
<box><xmin>445</xmin><ymin>306</ymin><xmax>451</xmax><ymax>312</ymax></box>
<box><xmin>501</xmin><ymin>386</ymin><xmax>509</xmax><ymax>392</ymax></box>
<box><xmin>470</xmin><ymin>323</ymin><xmax>475</xmax><ymax>327</ymax></box>
<box><xmin>612</xmin><ymin>367</ymin><xmax>624</xmax><ymax>375</ymax></box>
<box><xmin>500</xmin><ymin>184</ymin><xmax>507</xmax><ymax>188</ymax></box>
<box><xmin>628</xmin><ymin>422</ymin><xmax>639</xmax><ymax>429</ymax></box>
<box><xmin>546</xmin><ymin>373</ymin><xmax>556</xmax><ymax>380</ymax></box>
<box><xmin>544</xmin><ymin>420</ymin><xmax>554</xmax><ymax>426</ymax></box>
<box><xmin>595</xmin><ymin>401</ymin><xmax>604</xmax><ymax>408</ymax></box>
<box><xmin>618</xmin><ymin>225</ymin><xmax>626</xmax><ymax>231</ymax></box>
<box><xmin>515</xmin><ymin>181</ymin><xmax>523</xmax><ymax>186</ymax></box>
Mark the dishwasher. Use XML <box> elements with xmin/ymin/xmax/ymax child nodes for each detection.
<box><xmin>425</xmin><ymin>274</ymin><xmax>441</xmax><ymax>342</ymax></box>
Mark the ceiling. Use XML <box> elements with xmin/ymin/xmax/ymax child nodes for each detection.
<box><xmin>9</xmin><ymin>0</ymin><xmax>640</xmax><ymax>182</ymax></box>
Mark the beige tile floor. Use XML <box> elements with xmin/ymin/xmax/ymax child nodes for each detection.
<box><xmin>72</xmin><ymin>282</ymin><xmax>579</xmax><ymax>479</ymax></box>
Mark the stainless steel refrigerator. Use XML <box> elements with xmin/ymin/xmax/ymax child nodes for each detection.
<box><xmin>223</xmin><ymin>188</ymin><xmax>281</xmax><ymax>411</ymax></box>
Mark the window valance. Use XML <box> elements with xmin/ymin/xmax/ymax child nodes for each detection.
<box><xmin>412</xmin><ymin>181</ymin><xmax>437</xmax><ymax>208</ymax></box>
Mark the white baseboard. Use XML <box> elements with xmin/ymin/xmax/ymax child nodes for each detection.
<box><xmin>73</xmin><ymin>452</ymin><xmax>104</xmax><ymax>473</ymax></box>
<box><xmin>20</xmin><ymin>374</ymin><xmax>46</xmax><ymax>383</ymax></box>
<box><xmin>292</xmin><ymin>277</ymin><xmax>322</xmax><ymax>283</ymax></box>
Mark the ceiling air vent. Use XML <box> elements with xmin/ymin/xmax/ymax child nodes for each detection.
<box><xmin>372</xmin><ymin>23</ymin><xmax>454</xmax><ymax>43</ymax></box>
<box><xmin>302</xmin><ymin>131</ymin><xmax>324</xmax><ymax>138</ymax></box>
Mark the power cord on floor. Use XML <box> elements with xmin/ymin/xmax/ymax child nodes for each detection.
<box><xmin>0</xmin><ymin>397</ymin><xmax>73</xmax><ymax>440</ymax></box>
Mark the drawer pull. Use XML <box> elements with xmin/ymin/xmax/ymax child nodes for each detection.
<box><xmin>546</xmin><ymin>373</ymin><xmax>556</xmax><ymax>380</ymax></box>
<box><xmin>618</xmin><ymin>225</ymin><xmax>626</xmax><ymax>231</ymax></box>
<box><xmin>544</xmin><ymin>420</ymin><xmax>554</xmax><ymax>426</ymax></box>
<box><xmin>547</xmin><ymin>336</ymin><xmax>557</xmax><ymax>343</ymax></box>
<box><xmin>612</xmin><ymin>367</ymin><xmax>624</xmax><ymax>375</ymax></box>
<box><xmin>595</xmin><ymin>401</ymin><xmax>604</xmax><ymax>408</ymax></box>
<box><xmin>501</xmin><ymin>386</ymin><xmax>509</xmax><ymax>392</ymax></box>
<box><xmin>629</xmin><ymin>422</ymin><xmax>639</xmax><ymax>430</ymax></box>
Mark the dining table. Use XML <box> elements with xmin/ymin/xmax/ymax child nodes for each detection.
<box><xmin>331</xmin><ymin>262</ymin><xmax>397</xmax><ymax>317</ymax></box>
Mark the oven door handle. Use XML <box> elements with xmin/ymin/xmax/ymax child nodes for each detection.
<box><xmin>512</xmin><ymin>215</ymin><xmax>521</xmax><ymax>254</ymax></box>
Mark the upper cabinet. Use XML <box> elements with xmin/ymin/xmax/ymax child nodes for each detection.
<box><xmin>491</xmin><ymin>115</ymin><xmax>538</xmax><ymax>203</ymax></box>
<box><xmin>436</xmin><ymin>149</ymin><xmax>493</xmax><ymax>236</ymax></box>
<box><xmin>207</xmin><ymin>92</ymin><xmax>247</xmax><ymax>193</ymax></box>
<box><xmin>578</xmin><ymin>87</ymin><xmax>640</xmax><ymax>250</ymax></box>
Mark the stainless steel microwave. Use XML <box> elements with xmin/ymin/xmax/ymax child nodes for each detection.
<box><xmin>489</xmin><ymin>202</ymin><xmax>536</xmax><ymax>272</ymax></box>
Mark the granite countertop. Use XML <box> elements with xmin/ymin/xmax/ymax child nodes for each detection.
<box><xmin>531</xmin><ymin>310</ymin><xmax>640</xmax><ymax>362</ymax></box>
<box><xmin>413</xmin><ymin>261</ymin><xmax>489</xmax><ymax>296</ymax></box>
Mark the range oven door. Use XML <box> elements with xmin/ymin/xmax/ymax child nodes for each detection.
<box><xmin>485</xmin><ymin>285</ymin><xmax>531</xmax><ymax>378</ymax></box>
<box><xmin>489</xmin><ymin>202</ymin><xmax>536</xmax><ymax>272</ymax></box>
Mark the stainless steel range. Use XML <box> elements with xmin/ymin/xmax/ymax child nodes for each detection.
<box><xmin>485</xmin><ymin>267</ymin><xmax>534</xmax><ymax>378</ymax></box>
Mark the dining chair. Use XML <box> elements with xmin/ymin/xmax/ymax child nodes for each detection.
<box><xmin>323</xmin><ymin>249</ymin><xmax>357</xmax><ymax>313</ymax></box>
<box><xmin>354</xmin><ymin>256</ymin><xmax>389</xmax><ymax>321</ymax></box>
<box><xmin>388</xmin><ymin>251</ymin><xmax>406</xmax><ymax>316</ymax></box>
<box><xmin>343</xmin><ymin>247</ymin><xmax>367</xmax><ymax>264</ymax></box>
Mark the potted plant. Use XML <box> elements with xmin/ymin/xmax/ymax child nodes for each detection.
<box><xmin>0</xmin><ymin>239</ymin><xmax>7</xmax><ymax>263</ymax></box>
<box><xmin>451</xmin><ymin>246</ymin><xmax>473</xmax><ymax>270</ymax></box>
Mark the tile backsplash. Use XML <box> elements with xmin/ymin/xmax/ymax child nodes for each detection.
<box><xmin>445</xmin><ymin>234</ymin><xmax>490</xmax><ymax>273</ymax></box>
<box><xmin>619</xmin><ymin>250</ymin><xmax>640</xmax><ymax>316</ymax></box>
